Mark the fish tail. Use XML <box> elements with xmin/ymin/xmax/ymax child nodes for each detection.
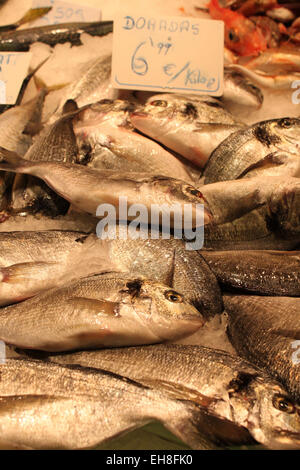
<box><xmin>0</xmin><ymin>148</ymin><xmax>31</xmax><ymax>174</ymax></box>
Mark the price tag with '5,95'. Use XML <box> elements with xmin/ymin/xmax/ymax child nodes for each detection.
<box><xmin>112</xmin><ymin>14</ymin><xmax>224</xmax><ymax>96</ymax></box>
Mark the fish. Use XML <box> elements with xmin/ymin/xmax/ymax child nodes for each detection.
<box><xmin>0</xmin><ymin>274</ymin><xmax>204</xmax><ymax>351</ymax></box>
<box><xmin>203</xmin><ymin>117</ymin><xmax>300</xmax><ymax>184</ymax></box>
<box><xmin>238</xmin><ymin>45</ymin><xmax>300</xmax><ymax>75</ymax></box>
<box><xmin>226</xmin><ymin>63</ymin><xmax>300</xmax><ymax>89</ymax></box>
<box><xmin>0</xmin><ymin>21</ymin><xmax>113</xmax><ymax>51</ymax></box>
<box><xmin>44</xmin><ymin>344</ymin><xmax>300</xmax><ymax>449</ymax></box>
<box><xmin>0</xmin><ymin>7</ymin><xmax>52</xmax><ymax>32</ymax></box>
<box><xmin>201</xmin><ymin>250</ymin><xmax>300</xmax><ymax>296</ymax></box>
<box><xmin>203</xmin><ymin>176</ymin><xmax>300</xmax><ymax>250</ymax></box>
<box><xmin>248</xmin><ymin>16</ymin><xmax>285</xmax><ymax>49</ymax></box>
<box><xmin>0</xmin><ymin>357</ymin><xmax>215</xmax><ymax>450</ymax></box>
<box><xmin>0</xmin><ymin>227</ymin><xmax>222</xmax><ymax>315</ymax></box>
<box><xmin>222</xmin><ymin>68</ymin><xmax>264</xmax><ymax>109</ymax></box>
<box><xmin>130</xmin><ymin>94</ymin><xmax>244</xmax><ymax>168</ymax></box>
<box><xmin>208</xmin><ymin>0</ymin><xmax>267</xmax><ymax>56</ymax></box>
<box><xmin>73</xmin><ymin>99</ymin><xmax>193</xmax><ymax>182</ymax></box>
<box><xmin>225</xmin><ymin>295</ymin><xmax>300</xmax><ymax>402</ymax></box>
<box><xmin>267</xmin><ymin>7</ymin><xmax>295</xmax><ymax>23</ymax></box>
<box><xmin>0</xmin><ymin>148</ymin><xmax>212</xmax><ymax>227</ymax></box>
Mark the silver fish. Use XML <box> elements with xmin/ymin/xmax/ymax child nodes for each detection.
<box><xmin>203</xmin><ymin>117</ymin><xmax>300</xmax><ymax>184</ymax></box>
<box><xmin>45</xmin><ymin>344</ymin><xmax>300</xmax><ymax>449</ymax></box>
<box><xmin>0</xmin><ymin>148</ymin><xmax>212</xmax><ymax>227</ymax></box>
<box><xmin>0</xmin><ymin>357</ymin><xmax>212</xmax><ymax>450</ymax></box>
<box><xmin>0</xmin><ymin>274</ymin><xmax>204</xmax><ymax>351</ymax></box>
<box><xmin>130</xmin><ymin>94</ymin><xmax>245</xmax><ymax>168</ymax></box>
<box><xmin>225</xmin><ymin>295</ymin><xmax>300</xmax><ymax>402</ymax></box>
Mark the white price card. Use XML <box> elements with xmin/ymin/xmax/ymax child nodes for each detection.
<box><xmin>112</xmin><ymin>15</ymin><xmax>224</xmax><ymax>96</ymax></box>
<box><xmin>0</xmin><ymin>52</ymin><xmax>32</xmax><ymax>104</ymax></box>
<box><xmin>30</xmin><ymin>0</ymin><xmax>102</xmax><ymax>27</ymax></box>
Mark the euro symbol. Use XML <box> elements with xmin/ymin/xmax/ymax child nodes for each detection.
<box><xmin>163</xmin><ymin>63</ymin><xmax>176</xmax><ymax>76</ymax></box>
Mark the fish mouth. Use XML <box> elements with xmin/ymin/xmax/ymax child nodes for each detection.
<box><xmin>131</xmin><ymin>112</ymin><xmax>149</xmax><ymax>119</ymax></box>
<box><xmin>270</xmin><ymin>429</ymin><xmax>300</xmax><ymax>449</ymax></box>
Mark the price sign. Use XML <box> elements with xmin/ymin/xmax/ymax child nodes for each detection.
<box><xmin>31</xmin><ymin>0</ymin><xmax>102</xmax><ymax>26</ymax></box>
<box><xmin>0</xmin><ymin>53</ymin><xmax>32</xmax><ymax>104</ymax></box>
<box><xmin>112</xmin><ymin>14</ymin><xmax>224</xmax><ymax>96</ymax></box>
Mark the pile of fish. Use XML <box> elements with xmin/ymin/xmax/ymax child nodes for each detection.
<box><xmin>0</xmin><ymin>1</ymin><xmax>299</xmax><ymax>450</ymax></box>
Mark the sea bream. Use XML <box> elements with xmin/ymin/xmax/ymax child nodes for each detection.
<box><xmin>0</xmin><ymin>358</ymin><xmax>215</xmax><ymax>450</ymax></box>
<box><xmin>225</xmin><ymin>295</ymin><xmax>300</xmax><ymax>402</ymax></box>
<box><xmin>130</xmin><ymin>94</ymin><xmax>244</xmax><ymax>168</ymax></box>
<box><xmin>0</xmin><ymin>228</ymin><xmax>222</xmax><ymax>316</ymax></box>
<box><xmin>0</xmin><ymin>148</ymin><xmax>212</xmax><ymax>227</ymax></box>
<box><xmin>203</xmin><ymin>117</ymin><xmax>300</xmax><ymax>184</ymax></box>
<box><xmin>73</xmin><ymin>99</ymin><xmax>192</xmax><ymax>182</ymax></box>
<box><xmin>45</xmin><ymin>344</ymin><xmax>300</xmax><ymax>449</ymax></box>
<box><xmin>0</xmin><ymin>273</ymin><xmax>204</xmax><ymax>351</ymax></box>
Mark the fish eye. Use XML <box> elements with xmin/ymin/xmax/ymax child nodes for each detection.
<box><xmin>272</xmin><ymin>395</ymin><xmax>295</xmax><ymax>414</ymax></box>
<box><xmin>149</xmin><ymin>100</ymin><xmax>168</xmax><ymax>107</ymax></box>
<box><xmin>185</xmin><ymin>186</ymin><xmax>203</xmax><ymax>198</ymax></box>
<box><xmin>228</xmin><ymin>29</ymin><xmax>240</xmax><ymax>42</ymax></box>
<box><xmin>164</xmin><ymin>290</ymin><xmax>184</xmax><ymax>303</ymax></box>
<box><xmin>278</xmin><ymin>118</ymin><xmax>293</xmax><ymax>128</ymax></box>
<box><xmin>98</xmin><ymin>99</ymin><xmax>113</xmax><ymax>105</ymax></box>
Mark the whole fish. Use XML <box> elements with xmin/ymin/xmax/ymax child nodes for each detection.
<box><xmin>225</xmin><ymin>295</ymin><xmax>300</xmax><ymax>402</ymax></box>
<box><xmin>201</xmin><ymin>250</ymin><xmax>300</xmax><ymax>296</ymax></box>
<box><xmin>239</xmin><ymin>45</ymin><xmax>300</xmax><ymax>75</ymax></box>
<box><xmin>130</xmin><ymin>94</ymin><xmax>244</xmax><ymax>168</ymax></box>
<box><xmin>0</xmin><ymin>274</ymin><xmax>204</xmax><ymax>351</ymax></box>
<box><xmin>226</xmin><ymin>63</ymin><xmax>300</xmax><ymax>89</ymax></box>
<box><xmin>0</xmin><ymin>358</ymin><xmax>213</xmax><ymax>450</ymax></box>
<box><xmin>45</xmin><ymin>344</ymin><xmax>300</xmax><ymax>449</ymax></box>
<box><xmin>203</xmin><ymin>117</ymin><xmax>300</xmax><ymax>184</ymax></box>
<box><xmin>208</xmin><ymin>0</ymin><xmax>267</xmax><ymax>56</ymax></box>
<box><xmin>73</xmin><ymin>99</ymin><xmax>193</xmax><ymax>182</ymax></box>
<box><xmin>0</xmin><ymin>21</ymin><xmax>113</xmax><ymax>51</ymax></box>
<box><xmin>0</xmin><ymin>148</ymin><xmax>212</xmax><ymax>227</ymax></box>
<box><xmin>222</xmin><ymin>68</ymin><xmax>264</xmax><ymax>110</ymax></box>
<box><xmin>0</xmin><ymin>228</ymin><xmax>222</xmax><ymax>314</ymax></box>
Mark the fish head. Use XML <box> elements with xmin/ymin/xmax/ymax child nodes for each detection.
<box><xmin>272</xmin><ymin>118</ymin><xmax>300</xmax><ymax>153</ymax></box>
<box><xmin>130</xmin><ymin>95</ymin><xmax>200</xmax><ymax>138</ymax></box>
<box><xmin>247</xmin><ymin>378</ymin><xmax>300</xmax><ymax>449</ymax></box>
<box><xmin>120</xmin><ymin>279</ymin><xmax>205</xmax><ymax>341</ymax></box>
<box><xmin>143</xmin><ymin>177</ymin><xmax>213</xmax><ymax>227</ymax></box>
<box><xmin>74</xmin><ymin>99</ymin><xmax>136</xmax><ymax>130</ymax></box>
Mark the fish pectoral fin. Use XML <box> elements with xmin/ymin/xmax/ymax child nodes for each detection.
<box><xmin>0</xmin><ymin>261</ymin><xmax>58</xmax><ymax>283</ymax></box>
<box><xmin>66</xmin><ymin>296</ymin><xmax>120</xmax><ymax>316</ymax></box>
<box><xmin>238</xmin><ymin>151</ymin><xmax>288</xmax><ymax>179</ymax></box>
<box><xmin>140</xmin><ymin>378</ymin><xmax>215</xmax><ymax>407</ymax></box>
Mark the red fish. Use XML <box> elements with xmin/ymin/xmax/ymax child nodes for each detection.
<box><xmin>208</xmin><ymin>0</ymin><xmax>268</xmax><ymax>56</ymax></box>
